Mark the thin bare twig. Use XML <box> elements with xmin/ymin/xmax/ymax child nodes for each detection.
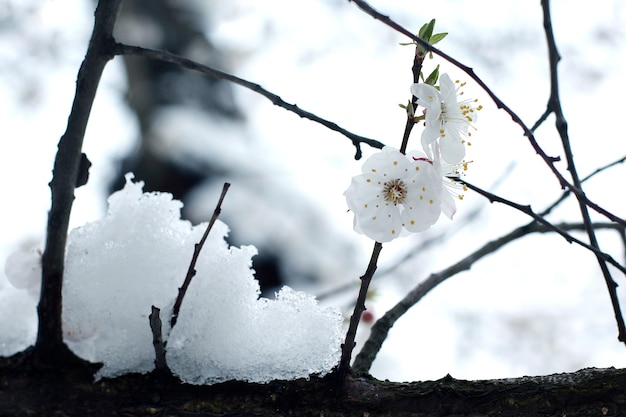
<box><xmin>149</xmin><ymin>306</ymin><xmax>168</xmax><ymax>373</ymax></box>
<box><xmin>540</xmin><ymin>154</ymin><xmax>626</xmax><ymax>219</ymax></box>
<box><xmin>170</xmin><ymin>183</ymin><xmax>231</xmax><ymax>330</ymax></box>
<box><xmin>114</xmin><ymin>43</ymin><xmax>384</xmax><ymax>160</ymax></box>
<box><xmin>338</xmin><ymin>242</ymin><xmax>383</xmax><ymax>377</ymax></box>
<box><xmin>462</xmin><ymin>180</ymin><xmax>626</xmax><ymax>275</ymax></box>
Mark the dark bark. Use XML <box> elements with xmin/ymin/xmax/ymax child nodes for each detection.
<box><xmin>36</xmin><ymin>0</ymin><xmax>122</xmax><ymax>367</ymax></box>
<box><xmin>1</xmin><ymin>350</ymin><xmax>624</xmax><ymax>417</ymax></box>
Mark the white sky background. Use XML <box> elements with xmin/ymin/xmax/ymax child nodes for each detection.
<box><xmin>2</xmin><ymin>0</ymin><xmax>626</xmax><ymax>382</ymax></box>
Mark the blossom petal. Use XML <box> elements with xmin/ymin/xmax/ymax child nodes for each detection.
<box><xmin>438</xmin><ymin>73</ymin><xmax>457</xmax><ymax>105</ymax></box>
<box><xmin>411</xmin><ymin>83</ymin><xmax>442</xmax><ymax>120</ymax></box>
<box><xmin>362</xmin><ymin>146</ymin><xmax>411</xmax><ymax>178</ymax></box>
<box><xmin>439</xmin><ymin>131</ymin><xmax>466</xmax><ymax>164</ymax></box>
<box><xmin>344</xmin><ymin>171</ymin><xmax>403</xmax><ymax>242</ymax></box>
<box><xmin>400</xmin><ymin>160</ymin><xmax>443</xmax><ymax>232</ymax></box>
<box><xmin>440</xmin><ymin>181</ymin><xmax>457</xmax><ymax>220</ymax></box>
<box><xmin>421</xmin><ymin>122</ymin><xmax>440</xmax><ymax>147</ymax></box>
<box><xmin>359</xmin><ymin>203</ymin><xmax>404</xmax><ymax>243</ymax></box>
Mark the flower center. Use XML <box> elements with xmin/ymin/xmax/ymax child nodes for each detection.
<box><xmin>383</xmin><ymin>178</ymin><xmax>407</xmax><ymax>205</ymax></box>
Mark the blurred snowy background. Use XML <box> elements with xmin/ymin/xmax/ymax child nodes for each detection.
<box><xmin>2</xmin><ymin>0</ymin><xmax>626</xmax><ymax>382</ymax></box>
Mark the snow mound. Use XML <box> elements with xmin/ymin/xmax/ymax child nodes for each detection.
<box><xmin>63</xmin><ymin>174</ymin><xmax>342</xmax><ymax>383</ymax></box>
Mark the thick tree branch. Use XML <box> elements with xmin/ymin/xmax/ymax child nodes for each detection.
<box><xmin>36</xmin><ymin>0</ymin><xmax>121</xmax><ymax>366</ymax></box>
<box><xmin>113</xmin><ymin>43</ymin><xmax>384</xmax><ymax>160</ymax></box>
<box><xmin>2</xmin><ymin>357</ymin><xmax>625</xmax><ymax>417</ymax></box>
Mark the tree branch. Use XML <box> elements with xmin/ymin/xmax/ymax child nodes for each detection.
<box><xmin>36</xmin><ymin>0</ymin><xmax>122</xmax><ymax>366</ymax></box>
<box><xmin>113</xmin><ymin>43</ymin><xmax>384</xmax><ymax>160</ymax></box>
<box><xmin>149</xmin><ymin>306</ymin><xmax>169</xmax><ymax>373</ymax></box>
<box><xmin>462</xmin><ymin>180</ymin><xmax>626</xmax><ymax>275</ymax></box>
<box><xmin>338</xmin><ymin>241</ymin><xmax>382</xmax><ymax>378</ymax></box>
<box><xmin>539</xmin><ymin>0</ymin><xmax>626</xmax><ymax>344</ymax></box>
<box><xmin>170</xmin><ymin>183</ymin><xmax>231</xmax><ymax>330</ymax></box>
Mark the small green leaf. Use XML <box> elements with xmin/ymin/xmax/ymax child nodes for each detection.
<box><xmin>429</xmin><ymin>32</ymin><xmax>448</xmax><ymax>44</ymax></box>
<box><xmin>423</xmin><ymin>64</ymin><xmax>440</xmax><ymax>86</ymax></box>
<box><xmin>418</xmin><ymin>22</ymin><xmax>429</xmax><ymax>38</ymax></box>
<box><xmin>418</xmin><ymin>19</ymin><xmax>436</xmax><ymax>41</ymax></box>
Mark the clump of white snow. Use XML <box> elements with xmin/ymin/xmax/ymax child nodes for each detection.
<box><xmin>5</xmin><ymin>239</ymin><xmax>42</xmax><ymax>300</ymax></box>
<box><xmin>63</xmin><ymin>173</ymin><xmax>342</xmax><ymax>383</ymax></box>
<box><xmin>1</xmin><ymin>239</ymin><xmax>41</xmax><ymax>355</ymax></box>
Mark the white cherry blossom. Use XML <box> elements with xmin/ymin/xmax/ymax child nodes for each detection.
<box><xmin>410</xmin><ymin>73</ymin><xmax>481</xmax><ymax>164</ymax></box>
<box><xmin>344</xmin><ymin>147</ymin><xmax>443</xmax><ymax>242</ymax></box>
<box><xmin>409</xmin><ymin>148</ymin><xmax>467</xmax><ymax>221</ymax></box>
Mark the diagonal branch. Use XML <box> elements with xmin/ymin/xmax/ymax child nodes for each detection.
<box><xmin>170</xmin><ymin>183</ymin><xmax>231</xmax><ymax>330</ymax></box>
<box><xmin>113</xmin><ymin>43</ymin><xmax>384</xmax><ymax>160</ymax></box>
<box><xmin>462</xmin><ymin>180</ymin><xmax>626</xmax><ymax>275</ymax></box>
<box><xmin>539</xmin><ymin>0</ymin><xmax>626</xmax><ymax>344</ymax></box>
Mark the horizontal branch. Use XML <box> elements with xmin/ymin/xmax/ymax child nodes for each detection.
<box><xmin>114</xmin><ymin>43</ymin><xmax>384</xmax><ymax>160</ymax></box>
<box><xmin>3</xmin><ymin>353</ymin><xmax>625</xmax><ymax>416</ymax></box>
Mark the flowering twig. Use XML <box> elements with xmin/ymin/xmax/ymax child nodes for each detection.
<box><xmin>113</xmin><ymin>43</ymin><xmax>383</xmax><ymax>160</ymax></box>
<box><xmin>337</xmin><ymin>241</ymin><xmax>383</xmax><ymax>377</ymax></box>
<box><xmin>399</xmin><ymin>46</ymin><xmax>424</xmax><ymax>154</ymax></box>
<box><xmin>346</xmin><ymin>0</ymin><xmax>625</xmax><ymax>227</ymax></box>
<box><xmin>170</xmin><ymin>182</ymin><xmax>231</xmax><ymax>330</ymax></box>
<box><xmin>352</xmin><ymin>151</ymin><xmax>626</xmax><ymax>372</ymax></box>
